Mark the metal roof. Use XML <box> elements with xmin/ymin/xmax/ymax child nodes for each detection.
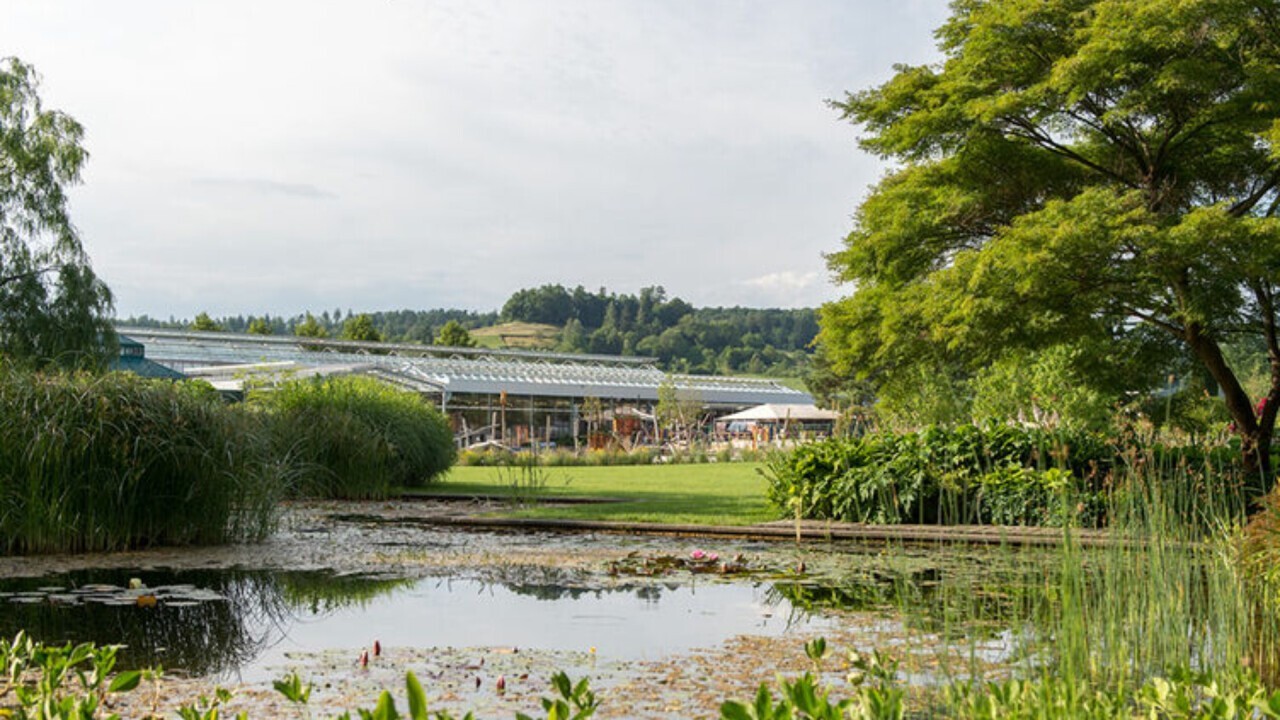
<box><xmin>117</xmin><ymin>327</ymin><xmax>812</xmax><ymax>407</ymax></box>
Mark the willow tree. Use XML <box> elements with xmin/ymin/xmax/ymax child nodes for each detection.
<box><xmin>821</xmin><ymin>0</ymin><xmax>1280</xmax><ymax>480</ymax></box>
<box><xmin>0</xmin><ymin>58</ymin><xmax>114</xmax><ymax>368</ymax></box>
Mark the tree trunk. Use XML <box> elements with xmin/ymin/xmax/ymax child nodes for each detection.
<box><xmin>1185</xmin><ymin>324</ymin><xmax>1273</xmax><ymax>491</ymax></box>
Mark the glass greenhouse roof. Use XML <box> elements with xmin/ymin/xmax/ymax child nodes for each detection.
<box><xmin>117</xmin><ymin>327</ymin><xmax>812</xmax><ymax>407</ymax></box>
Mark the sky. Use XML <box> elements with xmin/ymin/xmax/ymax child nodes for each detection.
<box><xmin>2</xmin><ymin>1</ymin><xmax>949</xmax><ymax>319</ymax></box>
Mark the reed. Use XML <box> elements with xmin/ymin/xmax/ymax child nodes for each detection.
<box><xmin>250</xmin><ymin>375</ymin><xmax>455</xmax><ymax>499</ymax></box>
<box><xmin>0</xmin><ymin>366</ymin><xmax>283</xmax><ymax>554</ymax></box>
<box><xmin>923</xmin><ymin>445</ymin><xmax>1279</xmax><ymax>704</ymax></box>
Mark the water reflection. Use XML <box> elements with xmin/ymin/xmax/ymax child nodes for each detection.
<box><xmin>0</xmin><ymin>568</ymin><xmax>823</xmax><ymax>680</ymax></box>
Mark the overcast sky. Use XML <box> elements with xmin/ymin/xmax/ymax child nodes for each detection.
<box><xmin>3</xmin><ymin>1</ymin><xmax>948</xmax><ymax>319</ymax></box>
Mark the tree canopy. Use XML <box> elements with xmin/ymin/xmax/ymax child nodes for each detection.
<box><xmin>341</xmin><ymin>313</ymin><xmax>383</xmax><ymax>343</ymax></box>
<box><xmin>434</xmin><ymin>319</ymin><xmax>476</xmax><ymax>347</ymax></box>
<box><xmin>0</xmin><ymin>58</ymin><xmax>113</xmax><ymax>368</ymax></box>
<box><xmin>821</xmin><ymin>0</ymin><xmax>1280</xmax><ymax>477</ymax></box>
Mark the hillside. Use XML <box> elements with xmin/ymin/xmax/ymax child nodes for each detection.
<box><xmin>469</xmin><ymin>322</ymin><xmax>559</xmax><ymax>350</ymax></box>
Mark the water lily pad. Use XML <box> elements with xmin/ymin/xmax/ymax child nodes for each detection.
<box><xmin>80</xmin><ymin>584</ymin><xmax>122</xmax><ymax>593</ymax></box>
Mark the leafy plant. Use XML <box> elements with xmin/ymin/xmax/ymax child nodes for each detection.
<box><xmin>516</xmin><ymin>671</ymin><xmax>598</xmax><ymax>720</ymax></box>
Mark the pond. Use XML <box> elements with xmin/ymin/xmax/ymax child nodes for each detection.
<box><xmin>0</xmin><ymin>501</ymin><xmax>1241</xmax><ymax>718</ymax></box>
<box><xmin>0</xmin><ymin>568</ymin><xmax>833</xmax><ymax>682</ymax></box>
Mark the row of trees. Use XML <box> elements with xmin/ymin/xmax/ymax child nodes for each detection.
<box><xmin>123</xmin><ymin>285</ymin><xmax>820</xmax><ymax>376</ymax></box>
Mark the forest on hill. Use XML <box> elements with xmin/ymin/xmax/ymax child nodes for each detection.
<box><xmin>119</xmin><ymin>284</ymin><xmax>818</xmax><ymax>377</ymax></box>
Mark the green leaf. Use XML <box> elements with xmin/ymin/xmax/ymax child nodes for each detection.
<box><xmin>107</xmin><ymin>670</ymin><xmax>142</xmax><ymax>694</ymax></box>
<box><xmin>372</xmin><ymin>690</ymin><xmax>399</xmax><ymax>720</ymax></box>
<box><xmin>405</xmin><ymin>671</ymin><xmax>428</xmax><ymax>720</ymax></box>
<box><xmin>720</xmin><ymin>701</ymin><xmax>755</xmax><ymax>720</ymax></box>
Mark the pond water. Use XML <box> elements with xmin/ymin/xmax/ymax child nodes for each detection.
<box><xmin>0</xmin><ymin>568</ymin><xmax>832</xmax><ymax>682</ymax></box>
<box><xmin>2</xmin><ymin>501</ymin><xmax>1252</xmax><ymax>718</ymax></box>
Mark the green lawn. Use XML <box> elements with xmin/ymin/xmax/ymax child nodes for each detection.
<box><xmin>427</xmin><ymin>463</ymin><xmax>775</xmax><ymax>526</ymax></box>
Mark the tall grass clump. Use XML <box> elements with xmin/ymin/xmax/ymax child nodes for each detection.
<box><xmin>251</xmin><ymin>375</ymin><xmax>455</xmax><ymax>499</ymax></box>
<box><xmin>1043</xmin><ymin>458</ymin><xmax>1269</xmax><ymax>690</ymax></box>
<box><xmin>0</xmin><ymin>367</ymin><xmax>284</xmax><ymax>554</ymax></box>
<box><xmin>923</xmin><ymin>447</ymin><xmax>1280</xmax><ymax>707</ymax></box>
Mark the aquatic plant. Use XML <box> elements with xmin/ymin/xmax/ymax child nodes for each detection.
<box><xmin>250</xmin><ymin>375</ymin><xmax>455</xmax><ymax>499</ymax></box>
<box><xmin>0</xmin><ymin>367</ymin><xmax>283</xmax><ymax>553</ymax></box>
<box><xmin>725</xmin><ymin>638</ymin><xmax>1280</xmax><ymax>719</ymax></box>
<box><xmin>496</xmin><ymin>454</ymin><xmax>553</xmax><ymax>508</ymax></box>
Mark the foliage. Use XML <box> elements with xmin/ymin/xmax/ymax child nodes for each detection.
<box><xmin>871</xmin><ymin>361</ymin><xmax>971</xmax><ymax>431</ymax></box>
<box><xmin>294</xmin><ymin>312</ymin><xmax>328</xmax><ymax>339</ymax></box>
<box><xmin>970</xmin><ymin>345</ymin><xmax>1117</xmax><ymax>431</ymax></box>
<box><xmin>821</xmin><ymin>0</ymin><xmax>1280</xmax><ymax>477</ymax></box>
<box><xmin>0</xmin><ymin>632</ymin><xmax>144</xmax><ymax>720</ymax></box>
<box><xmin>251</xmin><ymin>375</ymin><xmax>455</xmax><ymax>499</ymax></box>
<box><xmin>761</xmin><ymin>425</ymin><xmax>1239</xmax><ymax>527</ymax></box>
<box><xmin>273</xmin><ymin>667</ymin><xmax>592</xmax><ymax>720</ymax></box>
<box><xmin>246</xmin><ymin>317</ymin><xmax>272</xmax><ymax>335</ymax></box>
<box><xmin>433</xmin><ymin>320</ymin><xmax>476</xmax><ymax>348</ymax></box>
<box><xmin>947</xmin><ymin>670</ymin><xmax>1280</xmax><ymax>719</ymax></box>
<box><xmin>190</xmin><ymin>312</ymin><xmax>222</xmax><ymax>332</ymax></box>
<box><xmin>722</xmin><ymin>636</ymin><xmax>1280</xmax><ymax>719</ymax></box>
<box><xmin>0</xmin><ymin>367</ymin><xmax>283</xmax><ymax>553</ymax></box>
<box><xmin>341</xmin><ymin>313</ymin><xmax>383</xmax><ymax>343</ymax></box>
<box><xmin>515</xmin><ymin>671</ymin><xmax>598</xmax><ymax>720</ymax></box>
<box><xmin>721</xmin><ymin>648</ymin><xmax>904</xmax><ymax>720</ymax></box>
<box><xmin>0</xmin><ymin>57</ymin><xmax>115</xmax><ymax>370</ymax></box>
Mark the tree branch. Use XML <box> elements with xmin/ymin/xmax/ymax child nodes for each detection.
<box><xmin>1002</xmin><ymin>116</ymin><xmax>1139</xmax><ymax>188</ymax></box>
<box><xmin>1122</xmin><ymin>305</ymin><xmax>1185</xmax><ymax>336</ymax></box>
<box><xmin>1229</xmin><ymin>170</ymin><xmax>1280</xmax><ymax>217</ymax></box>
<box><xmin>0</xmin><ymin>265</ymin><xmax>58</xmax><ymax>288</ymax></box>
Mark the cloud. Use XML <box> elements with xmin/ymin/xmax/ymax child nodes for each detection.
<box><xmin>744</xmin><ymin>271</ymin><xmax>821</xmax><ymax>293</ymax></box>
<box><xmin>2</xmin><ymin>0</ymin><xmax>950</xmax><ymax>318</ymax></box>
<box><xmin>191</xmin><ymin>177</ymin><xmax>336</xmax><ymax>200</ymax></box>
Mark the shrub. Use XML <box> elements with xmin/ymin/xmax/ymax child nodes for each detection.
<box><xmin>763</xmin><ymin>425</ymin><xmax>1240</xmax><ymax>527</ymax></box>
<box><xmin>252</xmin><ymin>375</ymin><xmax>455</xmax><ymax>499</ymax></box>
<box><xmin>0</xmin><ymin>367</ymin><xmax>283</xmax><ymax>553</ymax></box>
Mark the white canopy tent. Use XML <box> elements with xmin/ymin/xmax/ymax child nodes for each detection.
<box><xmin>717</xmin><ymin>403</ymin><xmax>839</xmax><ymax>423</ymax></box>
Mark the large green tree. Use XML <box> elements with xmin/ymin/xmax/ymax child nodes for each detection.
<box><xmin>433</xmin><ymin>319</ymin><xmax>476</xmax><ymax>347</ymax></box>
<box><xmin>341</xmin><ymin>313</ymin><xmax>383</xmax><ymax>343</ymax></box>
<box><xmin>0</xmin><ymin>58</ymin><xmax>113</xmax><ymax>368</ymax></box>
<box><xmin>822</xmin><ymin>0</ymin><xmax>1280</xmax><ymax>480</ymax></box>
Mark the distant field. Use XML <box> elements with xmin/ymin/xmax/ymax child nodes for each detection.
<box><xmin>470</xmin><ymin>322</ymin><xmax>560</xmax><ymax>349</ymax></box>
<box><xmin>428</xmin><ymin>463</ymin><xmax>774</xmax><ymax>526</ymax></box>
<box><xmin>732</xmin><ymin>374</ymin><xmax>810</xmax><ymax>393</ymax></box>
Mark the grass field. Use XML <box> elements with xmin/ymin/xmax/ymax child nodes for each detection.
<box><xmin>469</xmin><ymin>322</ymin><xmax>560</xmax><ymax>349</ymax></box>
<box><xmin>430</xmin><ymin>463</ymin><xmax>774</xmax><ymax>525</ymax></box>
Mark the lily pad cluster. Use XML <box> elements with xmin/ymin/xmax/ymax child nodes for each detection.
<box><xmin>0</xmin><ymin>582</ymin><xmax>224</xmax><ymax>608</ymax></box>
<box><xmin>606</xmin><ymin>549</ymin><xmax>758</xmax><ymax>578</ymax></box>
